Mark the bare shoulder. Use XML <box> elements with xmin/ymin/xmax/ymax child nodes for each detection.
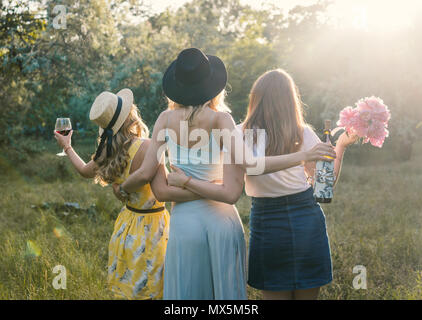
<box><xmin>215</xmin><ymin>111</ymin><xmax>236</xmax><ymax>129</ymax></box>
<box><xmin>215</xmin><ymin>111</ymin><xmax>234</xmax><ymax>121</ymax></box>
<box><xmin>137</xmin><ymin>137</ymin><xmax>151</xmax><ymax>152</ymax></box>
<box><xmin>130</xmin><ymin>137</ymin><xmax>151</xmax><ymax>157</ymax></box>
<box><xmin>154</xmin><ymin>109</ymin><xmax>172</xmax><ymax>128</ymax></box>
<box><xmin>130</xmin><ymin>138</ymin><xmax>151</xmax><ymax>173</ymax></box>
<box><xmin>159</xmin><ymin>109</ymin><xmax>173</xmax><ymax>117</ymax></box>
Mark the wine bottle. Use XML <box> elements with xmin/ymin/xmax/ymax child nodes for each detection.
<box><xmin>313</xmin><ymin>120</ymin><xmax>336</xmax><ymax>203</ymax></box>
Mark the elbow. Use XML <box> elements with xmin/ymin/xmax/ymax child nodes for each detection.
<box><xmin>79</xmin><ymin>172</ymin><xmax>88</xmax><ymax>179</ymax></box>
<box><xmin>130</xmin><ymin>170</ymin><xmax>153</xmax><ymax>190</ymax></box>
<box><xmin>225</xmin><ymin>198</ymin><xmax>237</xmax><ymax>205</ymax></box>
<box><xmin>139</xmin><ymin>169</ymin><xmax>154</xmax><ymax>184</ymax></box>
<box><xmin>151</xmin><ymin>187</ymin><xmax>170</xmax><ymax>202</ymax></box>
<box><xmin>153</xmin><ymin>191</ymin><xmax>168</xmax><ymax>203</ymax></box>
<box><xmin>220</xmin><ymin>183</ymin><xmax>244</xmax><ymax>205</ymax></box>
<box><xmin>224</xmin><ymin>192</ymin><xmax>241</xmax><ymax>205</ymax></box>
<box><xmin>80</xmin><ymin>171</ymin><xmax>93</xmax><ymax>179</ymax></box>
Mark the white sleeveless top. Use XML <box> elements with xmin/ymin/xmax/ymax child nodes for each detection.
<box><xmin>165</xmin><ymin>128</ymin><xmax>224</xmax><ymax>182</ymax></box>
<box><xmin>237</xmin><ymin>124</ymin><xmax>321</xmax><ymax>198</ymax></box>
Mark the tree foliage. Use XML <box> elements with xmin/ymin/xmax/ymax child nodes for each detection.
<box><xmin>1</xmin><ymin>0</ymin><xmax>421</xmax><ymax>159</ymax></box>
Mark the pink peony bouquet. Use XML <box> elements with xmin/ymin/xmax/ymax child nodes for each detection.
<box><xmin>336</xmin><ymin>96</ymin><xmax>391</xmax><ymax>148</ymax></box>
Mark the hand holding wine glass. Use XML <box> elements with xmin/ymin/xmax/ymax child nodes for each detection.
<box><xmin>54</xmin><ymin>118</ymin><xmax>72</xmax><ymax>156</ymax></box>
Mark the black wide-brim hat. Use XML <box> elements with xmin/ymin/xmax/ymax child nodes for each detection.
<box><xmin>162</xmin><ymin>48</ymin><xmax>228</xmax><ymax>106</ymax></box>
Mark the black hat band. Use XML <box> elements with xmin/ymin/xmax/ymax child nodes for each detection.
<box><xmin>93</xmin><ymin>96</ymin><xmax>122</xmax><ymax>161</ymax></box>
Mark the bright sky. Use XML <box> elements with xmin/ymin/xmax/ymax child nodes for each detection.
<box><xmin>147</xmin><ymin>0</ymin><xmax>422</xmax><ymax>31</ymax></box>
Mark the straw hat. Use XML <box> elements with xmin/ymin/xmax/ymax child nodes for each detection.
<box><xmin>89</xmin><ymin>88</ymin><xmax>133</xmax><ymax>136</ymax></box>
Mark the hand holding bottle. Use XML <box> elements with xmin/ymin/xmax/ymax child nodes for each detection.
<box><xmin>305</xmin><ymin>143</ymin><xmax>336</xmax><ymax>162</ymax></box>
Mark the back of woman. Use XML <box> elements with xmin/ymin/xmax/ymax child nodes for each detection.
<box><xmin>108</xmin><ymin>138</ymin><xmax>169</xmax><ymax>300</ymax></box>
<box><xmin>54</xmin><ymin>89</ymin><xmax>170</xmax><ymax>300</ymax></box>
<box><xmin>241</xmin><ymin>69</ymin><xmax>357</xmax><ymax>300</ymax></box>
<box><xmin>165</xmin><ymin>107</ymin><xmax>224</xmax><ymax>181</ymax></box>
<box><xmin>161</xmin><ymin>49</ymin><xmax>247</xmax><ymax>300</ymax></box>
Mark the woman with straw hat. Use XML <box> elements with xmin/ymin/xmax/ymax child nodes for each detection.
<box><xmin>54</xmin><ymin>89</ymin><xmax>199</xmax><ymax>299</ymax></box>
<box><xmin>113</xmin><ymin>48</ymin><xmax>336</xmax><ymax>299</ymax></box>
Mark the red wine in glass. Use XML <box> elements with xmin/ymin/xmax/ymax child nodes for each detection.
<box><xmin>55</xmin><ymin>118</ymin><xmax>72</xmax><ymax>156</ymax></box>
<box><xmin>57</xmin><ymin>130</ymin><xmax>71</xmax><ymax>136</ymax></box>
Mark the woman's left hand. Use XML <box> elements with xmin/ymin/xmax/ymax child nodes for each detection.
<box><xmin>54</xmin><ymin>130</ymin><xmax>73</xmax><ymax>149</ymax></box>
<box><xmin>168</xmin><ymin>165</ymin><xmax>189</xmax><ymax>187</ymax></box>
<box><xmin>336</xmin><ymin>131</ymin><xmax>359</xmax><ymax>149</ymax></box>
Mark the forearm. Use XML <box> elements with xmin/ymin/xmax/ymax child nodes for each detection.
<box><xmin>121</xmin><ymin>145</ymin><xmax>162</xmax><ymax>193</ymax></box>
<box><xmin>184</xmin><ymin>179</ymin><xmax>239</xmax><ymax>204</ymax></box>
<box><xmin>155</xmin><ymin>185</ymin><xmax>201</xmax><ymax>202</ymax></box>
<box><xmin>121</xmin><ymin>130</ymin><xmax>165</xmax><ymax>193</ymax></box>
<box><xmin>121</xmin><ymin>167</ymin><xmax>152</xmax><ymax>193</ymax></box>
<box><xmin>265</xmin><ymin>151</ymin><xmax>306</xmax><ymax>173</ymax></box>
<box><xmin>168</xmin><ymin>187</ymin><xmax>201</xmax><ymax>202</ymax></box>
<box><xmin>246</xmin><ymin>151</ymin><xmax>305</xmax><ymax>175</ymax></box>
<box><xmin>65</xmin><ymin>147</ymin><xmax>95</xmax><ymax>178</ymax></box>
<box><xmin>333</xmin><ymin>145</ymin><xmax>346</xmax><ymax>188</ymax></box>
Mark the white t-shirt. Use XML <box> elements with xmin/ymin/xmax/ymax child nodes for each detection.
<box><xmin>237</xmin><ymin>124</ymin><xmax>321</xmax><ymax>198</ymax></box>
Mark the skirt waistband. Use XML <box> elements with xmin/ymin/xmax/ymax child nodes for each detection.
<box><xmin>251</xmin><ymin>187</ymin><xmax>314</xmax><ymax>206</ymax></box>
<box><xmin>126</xmin><ymin>205</ymin><xmax>165</xmax><ymax>214</ymax></box>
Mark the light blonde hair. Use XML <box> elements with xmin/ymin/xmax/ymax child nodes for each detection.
<box><xmin>243</xmin><ymin>69</ymin><xmax>305</xmax><ymax>156</ymax></box>
<box><xmin>167</xmin><ymin>90</ymin><xmax>230</xmax><ymax>125</ymax></box>
<box><xmin>93</xmin><ymin>105</ymin><xmax>149</xmax><ymax>186</ymax></box>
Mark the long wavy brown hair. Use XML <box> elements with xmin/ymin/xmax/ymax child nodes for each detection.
<box><xmin>167</xmin><ymin>90</ymin><xmax>230</xmax><ymax>125</ymax></box>
<box><xmin>242</xmin><ymin>69</ymin><xmax>305</xmax><ymax>156</ymax></box>
<box><xmin>92</xmin><ymin>105</ymin><xmax>149</xmax><ymax>186</ymax></box>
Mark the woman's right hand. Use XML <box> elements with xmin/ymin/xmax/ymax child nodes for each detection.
<box><xmin>305</xmin><ymin>143</ymin><xmax>336</xmax><ymax>162</ymax></box>
<box><xmin>54</xmin><ymin>130</ymin><xmax>73</xmax><ymax>149</ymax></box>
<box><xmin>112</xmin><ymin>183</ymin><xmax>126</xmax><ymax>202</ymax></box>
<box><xmin>168</xmin><ymin>165</ymin><xmax>189</xmax><ymax>187</ymax></box>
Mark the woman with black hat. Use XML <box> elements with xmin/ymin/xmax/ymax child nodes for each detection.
<box><xmin>114</xmin><ymin>48</ymin><xmax>336</xmax><ymax>299</ymax></box>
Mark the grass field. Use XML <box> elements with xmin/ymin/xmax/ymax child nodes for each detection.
<box><xmin>0</xmin><ymin>138</ymin><xmax>421</xmax><ymax>299</ymax></box>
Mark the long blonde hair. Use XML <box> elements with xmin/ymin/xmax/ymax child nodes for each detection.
<box><xmin>243</xmin><ymin>69</ymin><xmax>305</xmax><ymax>156</ymax></box>
<box><xmin>93</xmin><ymin>105</ymin><xmax>149</xmax><ymax>186</ymax></box>
<box><xmin>167</xmin><ymin>90</ymin><xmax>230</xmax><ymax>125</ymax></box>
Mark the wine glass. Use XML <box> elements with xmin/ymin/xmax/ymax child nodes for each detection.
<box><xmin>55</xmin><ymin>118</ymin><xmax>72</xmax><ymax>156</ymax></box>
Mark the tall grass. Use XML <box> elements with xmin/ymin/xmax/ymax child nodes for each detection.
<box><xmin>0</xmin><ymin>138</ymin><xmax>421</xmax><ymax>299</ymax></box>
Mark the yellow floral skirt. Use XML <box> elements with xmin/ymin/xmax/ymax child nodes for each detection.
<box><xmin>107</xmin><ymin>207</ymin><xmax>170</xmax><ymax>300</ymax></box>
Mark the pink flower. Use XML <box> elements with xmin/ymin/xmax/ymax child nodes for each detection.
<box><xmin>359</xmin><ymin>110</ymin><xmax>372</xmax><ymax>121</ymax></box>
<box><xmin>353</xmin><ymin>116</ymin><xmax>369</xmax><ymax>137</ymax></box>
<box><xmin>365</xmin><ymin>96</ymin><xmax>391</xmax><ymax>123</ymax></box>
<box><xmin>369</xmin><ymin>135</ymin><xmax>387</xmax><ymax>148</ymax></box>
<box><xmin>336</xmin><ymin>96</ymin><xmax>391</xmax><ymax>148</ymax></box>
<box><xmin>356</xmin><ymin>99</ymin><xmax>372</xmax><ymax>113</ymax></box>
<box><xmin>366</xmin><ymin>96</ymin><xmax>386</xmax><ymax>111</ymax></box>
<box><xmin>337</xmin><ymin>106</ymin><xmax>358</xmax><ymax>128</ymax></box>
<box><xmin>372</xmin><ymin>109</ymin><xmax>391</xmax><ymax>123</ymax></box>
<box><xmin>367</xmin><ymin>120</ymin><xmax>385</xmax><ymax>137</ymax></box>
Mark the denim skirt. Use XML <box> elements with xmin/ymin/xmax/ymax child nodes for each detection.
<box><xmin>248</xmin><ymin>187</ymin><xmax>333</xmax><ymax>291</ymax></box>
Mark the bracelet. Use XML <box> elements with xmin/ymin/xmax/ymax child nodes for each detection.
<box><xmin>119</xmin><ymin>184</ymin><xmax>130</xmax><ymax>201</ymax></box>
<box><xmin>64</xmin><ymin>145</ymin><xmax>72</xmax><ymax>153</ymax></box>
<box><xmin>182</xmin><ymin>176</ymin><xmax>192</xmax><ymax>189</ymax></box>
